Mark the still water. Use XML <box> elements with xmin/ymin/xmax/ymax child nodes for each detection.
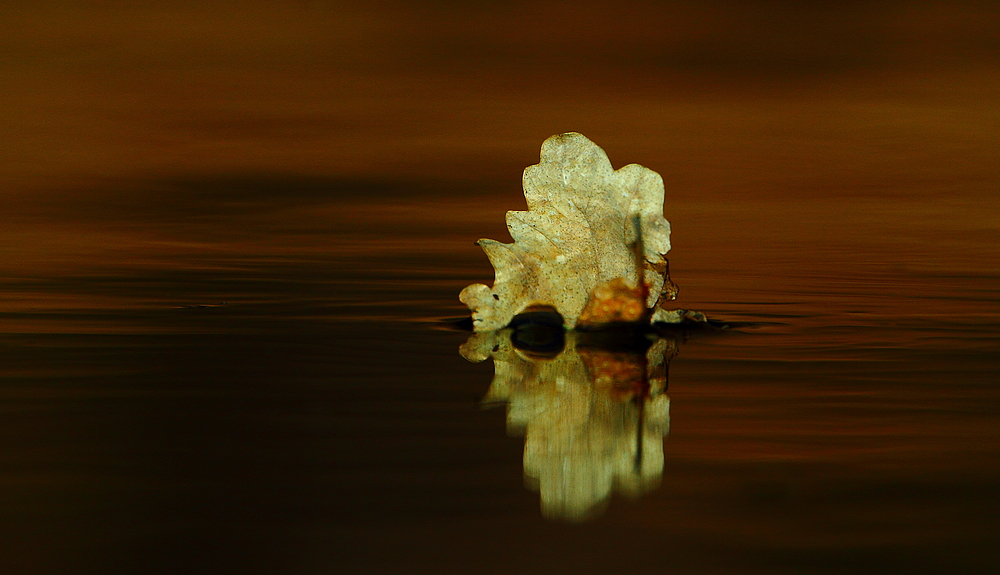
<box><xmin>2</xmin><ymin>176</ymin><xmax>997</xmax><ymax>574</ymax></box>
<box><xmin>3</xmin><ymin>2</ymin><xmax>999</xmax><ymax>573</ymax></box>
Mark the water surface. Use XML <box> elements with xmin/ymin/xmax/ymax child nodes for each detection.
<box><xmin>2</xmin><ymin>2</ymin><xmax>998</xmax><ymax>573</ymax></box>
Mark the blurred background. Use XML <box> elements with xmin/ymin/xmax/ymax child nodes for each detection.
<box><xmin>1</xmin><ymin>2</ymin><xmax>998</xmax><ymax>574</ymax></box>
<box><xmin>2</xmin><ymin>0</ymin><xmax>997</xmax><ymax>280</ymax></box>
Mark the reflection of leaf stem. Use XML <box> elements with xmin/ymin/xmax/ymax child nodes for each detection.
<box><xmin>634</xmin><ymin>394</ymin><xmax>644</xmax><ymax>473</ymax></box>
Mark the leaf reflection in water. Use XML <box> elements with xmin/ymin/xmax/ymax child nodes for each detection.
<box><xmin>462</xmin><ymin>324</ymin><xmax>677</xmax><ymax>521</ymax></box>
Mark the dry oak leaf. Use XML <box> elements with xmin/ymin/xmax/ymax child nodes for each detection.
<box><xmin>460</xmin><ymin>132</ymin><xmax>675</xmax><ymax>331</ymax></box>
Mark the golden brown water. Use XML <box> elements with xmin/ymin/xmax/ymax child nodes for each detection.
<box><xmin>2</xmin><ymin>2</ymin><xmax>998</xmax><ymax>573</ymax></box>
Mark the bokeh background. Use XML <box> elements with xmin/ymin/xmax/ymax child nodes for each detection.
<box><xmin>3</xmin><ymin>0</ymin><xmax>997</xmax><ymax>280</ymax></box>
<box><xmin>1</xmin><ymin>2</ymin><xmax>998</xmax><ymax>574</ymax></box>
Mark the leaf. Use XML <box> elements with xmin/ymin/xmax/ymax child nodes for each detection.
<box><xmin>460</xmin><ymin>132</ymin><xmax>677</xmax><ymax>331</ymax></box>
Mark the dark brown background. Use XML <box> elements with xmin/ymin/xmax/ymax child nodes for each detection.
<box><xmin>1</xmin><ymin>2</ymin><xmax>998</xmax><ymax>574</ymax></box>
